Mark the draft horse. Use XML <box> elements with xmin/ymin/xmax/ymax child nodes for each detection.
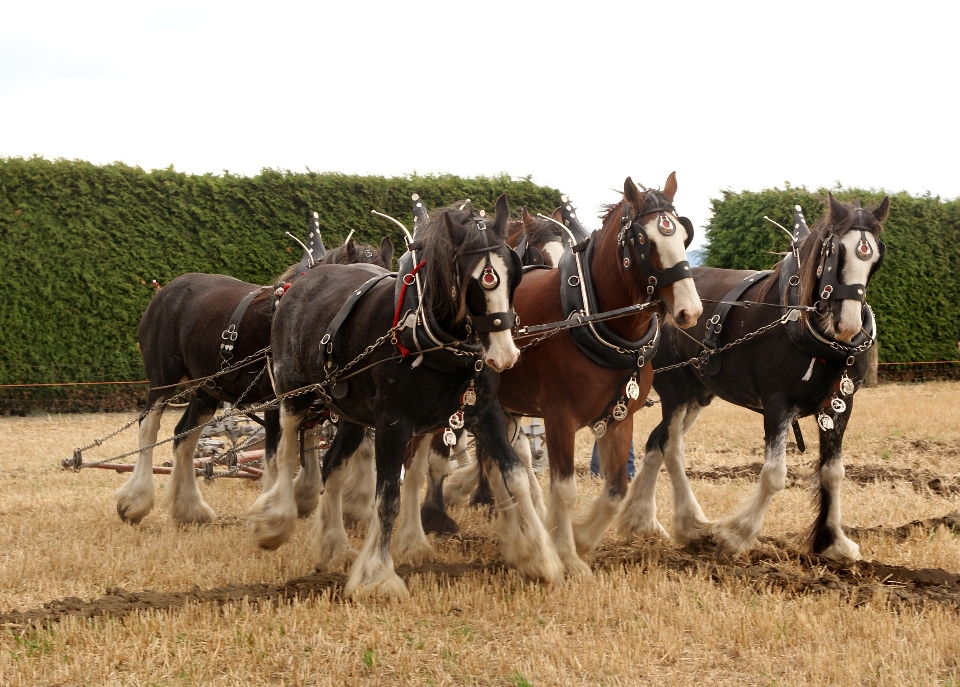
<box><xmin>114</xmin><ymin>217</ymin><xmax>393</xmax><ymax>526</ymax></box>
<box><xmin>395</xmin><ymin>174</ymin><xmax>703</xmax><ymax>575</ymax></box>
<box><xmin>258</xmin><ymin>196</ymin><xmax>563</xmax><ymax>597</ymax></box>
<box><xmin>620</xmin><ymin>193</ymin><xmax>889</xmax><ymax>561</ymax></box>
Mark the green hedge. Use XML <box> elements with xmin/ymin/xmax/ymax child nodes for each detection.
<box><xmin>0</xmin><ymin>157</ymin><xmax>561</xmax><ymax>386</ymax></box>
<box><xmin>704</xmin><ymin>186</ymin><xmax>960</xmax><ymax>363</ymax></box>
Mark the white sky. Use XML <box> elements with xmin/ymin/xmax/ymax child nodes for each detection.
<box><xmin>2</xmin><ymin>0</ymin><xmax>957</xmax><ymax>251</ymax></box>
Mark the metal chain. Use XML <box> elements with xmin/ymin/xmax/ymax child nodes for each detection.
<box><xmin>655</xmin><ymin>315</ymin><xmax>788</xmax><ymax>374</ymax></box>
<box><xmin>71</xmin><ymin>349</ymin><xmax>272</xmax><ymax>459</ymax></box>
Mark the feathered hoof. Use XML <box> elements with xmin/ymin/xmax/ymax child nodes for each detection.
<box><xmin>317</xmin><ymin>546</ymin><xmax>360</xmax><ymax>573</ymax></box>
<box><xmin>672</xmin><ymin>518</ymin><xmax>716</xmax><ymax>548</ymax></box>
<box><xmin>247</xmin><ymin>491</ymin><xmax>298</xmax><ymax>551</ymax></box>
<box><xmin>615</xmin><ymin>514</ymin><xmax>671</xmax><ymax>542</ymax></box>
<box><xmin>114</xmin><ymin>487</ymin><xmax>154</xmax><ymax>525</ymax></box>
<box><xmin>392</xmin><ymin>535</ymin><xmax>434</xmax><ymax>567</ymax></box>
<box><xmin>345</xmin><ymin>568</ymin><xmax>410</xmax><ymax>599</ymax></box>
<box><xmin>817</xmin><ymin>534</ymin><xmax>861</xmax><ymax>564</ymax></box>
<box><xmin>169</xmin><ymin>499</ymin><xmax>217</xmax><ymax>526</ymax></box>
<box><xmin>713</xmin><ymin>519</ymin><xmax>753</xmax><ymax>562</ymax></box>
<box><xmin>560</xmin><ymin>553</ymin><xmax>593</xmax><ymax>578</ymax></box>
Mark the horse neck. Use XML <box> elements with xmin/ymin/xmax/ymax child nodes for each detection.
<box><xmin>505</xmin><ymin>223</ymin><xmax>524</xmax><ymax>249</ymax></box>
<box><xmin>589</xmin><ymin>210</ymin><xmax>654</xmax><ymax>340</ymax></box>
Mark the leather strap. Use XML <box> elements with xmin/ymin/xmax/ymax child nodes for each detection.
<box><xmin>701</xmin><ymin>271</ymin><xmax>772</xmax><ymax>376</ymax></box>
<box><xmin>219</xmin><ymin>288</ymin><xmax>265</xmax><ymax>380</ymax></box>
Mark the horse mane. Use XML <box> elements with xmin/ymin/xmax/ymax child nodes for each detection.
<box><xmin>522</xmin><ymin>215</ymin><xmax>564</xmax><ymax>244</ymax></box>
<box><xmin>757</xmin><ymin>198</ymin><xmax>886</xmax><ymax>306</ymax></box>
<box><xmin>274</xmin><ymin>240</ymin><xmax>389</xmax><ymax>283</ymax></box>
<box><xmin>418</xmin><ymin>201</ymin><xmax>494</xmax><ymax>322</ymax></box>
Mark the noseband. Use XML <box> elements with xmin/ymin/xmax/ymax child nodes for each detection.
<box><xmin>618</xmin><ymin>192</ymin><xmax>692</xmax><ymax>298</ymax></box>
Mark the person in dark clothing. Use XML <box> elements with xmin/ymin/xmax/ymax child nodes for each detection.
<box><xmin>590</xmin><ymin>440</ymin><xmax>636</xmax><ymax>479</ymax></box>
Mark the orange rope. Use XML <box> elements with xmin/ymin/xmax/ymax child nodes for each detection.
<box><xmin>0</xmin><ymin>380</ymin><xmax>148</xmax><ymax>388</ymax></box>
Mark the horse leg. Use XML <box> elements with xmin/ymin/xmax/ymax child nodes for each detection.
<box><xmin>394</xmin><ymin>435</ymin><xmax>434</xmax><ymax>565</ymax></box>
<box><xmin>163</xmin><ymin>394</ymin><xmax>219</xmax><ymax>525</ymax></box>
<box><xmin>470</xmin><ymin>455</ymin><xmax>495</xmax><ymax>509</ymax></box>
<box><xmin>573</xmin><ymin>416</ymin><xmax>631</xmax><ymax>556</ymax></box>
<box><xmin>443</xmin><ymin>433</ymin><xmax>480</xmax><ymax>507</ymax></box>
<box><xmin>807</xmin><ymin>396</ymin><xmax>860</xmax><ymax>562</ymax></box>
<box><xmin>114</xmin><ymin>395</ymin><xmax>166</xmax><ymax>524</ymax></box>
<box><xmin>617</xmin><ymin>417</ymin><xmax>670</xmax><ymax>540</ymax></box>
<box><xmin>247</xmin><ymin>395</ymin><xmax>312</xmax><ymax>549</ymax></box>
<box><xmin>312</xmin><ymin>422</ymin><xmax>367</xmax><ymax>571</ymax></box>
<box><xmin>539</xmin><ymin>413</ymin><xmax>591</xmax><ymax>576</ymax></box>
<box><xmin>664</xmin><ymin>402</ymin><xmax>713</xmax><ymax>546</ymax></box>
<box><xmin>475</xmin><ymin>409</ymin><xmax>563</xmax><ymax>585</ymax></box>
<box><xmin>344</xmin><ymin>419</ymin><xmax>410</xmax><ymax>599</ymax></box>
<box><xmin>508</xmin><ymin>415</ymin><xmax>546</xmax><ymax>522</ymax></box>
<box><xmin>421</xmin><ymin>432</ymin><xmax>460</xmax><ymax>535</ymax></box>
<box><xmin>341</xmin><ymin>430</ymin><xmax>376</xmax><ymax>527</ymax></box>
<box><xmin>292</xmin><ymin>425</ymin><xmax>322</xmax><ymax>518</ymax></box>
<box><xmin>715</xmin><ymin>404</ymin><xmax>792</xmax><ymax>558</ymax></box>
<box><xmin>259</xmin><ymin>408</ymin><xmax>280</xmax><ymax>493</ymax></box>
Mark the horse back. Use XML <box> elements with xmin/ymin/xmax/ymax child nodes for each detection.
<box><xmin>139</xmin><ymin>273</ymin><xmax>272</xmax><ymax>386</ymax></box>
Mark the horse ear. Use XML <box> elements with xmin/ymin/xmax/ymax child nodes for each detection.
<box><xmin>344</xmin><ymin>239</ymin><xmax>358</xmax><ymax>262</ymax></box>
<box><xmin>623</xmin><ymin>177</ymin><xmax>643</xmax><ymax>208</ymax></box>
<box><xmin>663</xmin><ymin>171</ymin><xmax>678</xmax><ymax>202</ymax></box>
<box><xmin>552</xmin><ymin>207</ymin><xmax>563</xmax><ymax>223</ymax></box>
<box><xmin>443</xmin><ymin>211</ymin><xmax>460</xmax><ymax>243</ymax></box>
<box><xmin>521</xmin><ymin>206</ymin><xmax>535</xmax><ymax>231</ymax></box>
<box><xmin>492</xmin><ymin>193</ymin><xmax>509</xmax><ymax>236</ymax></box>
<box><xmin>379</xmin><ymin>235</ymin><xmax>394</xmax><ymax>268</ymax></box>
<box><xmin>873</xmin><ymin>196</ymin><xmax>890</xmax><ymax>223</ymax></box>
<box><xmin>827</xmin><ymin>192</ymin><xmax>848</xmax><ymax>224</ymax></box>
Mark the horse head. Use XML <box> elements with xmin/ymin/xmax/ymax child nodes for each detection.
<box><xmin>620</xmin><ymin>173</ymin><xmax>702</xmax><ymax>328</ymax></box>
<box><xmin>321</xmin><ymin>236</ymin><xmax>395</xmax><ymax>270</ymax></box>
<box><xmin>422</xmin><ymin>195</ymin><xmax>521</xmax><ymax>372</ymax></box>
<box><xmin>516</xmin><ymin>207</ymin><xmax>565</xmax><ymax>267</ymax></box>
<box><xmin>803</xmin><ymin>192</ymin><xmax>889</xmax><ymax>342</ymax></box>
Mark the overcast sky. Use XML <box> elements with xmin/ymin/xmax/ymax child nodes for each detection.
<box><xmin>2</xmin><ymin>1</ymin><xmax>957</xmax><ymax>251</ymax></box>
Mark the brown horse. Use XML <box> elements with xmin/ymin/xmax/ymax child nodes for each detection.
<box><xmin>113</xmin><ymin>234</ymin><xmax>393</xmax><ymax>526</ymax></box>
<box><xmin>621</xmin><ymin>194</ymin><xmax>888</xmax><ymax>561</ymax></box>
<box><xmin>387</xmin><ymin>174</ymin><xmax>702</xmax><ymax>574</ymax></box>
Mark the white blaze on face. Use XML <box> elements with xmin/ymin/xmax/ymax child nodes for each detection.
<box><xmin>835</xmin><ymin>231</ymin><xmax>879</xmax><ymax>342</ymax></box>
<box><xmin>472</xmin><ymin>253</ymin><xmax>519</xmax><ymax>371</ymax></box>
<box><xmin>644</xmin><ymin>213</ymin><xmax>702</xmax><ymax>329</ymax></box>
<box><xmin>541</xmin><ymin>241</ymin><xmax>564</xmax><ymax>268</ymax></box>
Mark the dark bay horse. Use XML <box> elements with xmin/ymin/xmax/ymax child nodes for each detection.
<box><xmin>390</xmin><ymin>174</ymin><xmax>703</xmax><ymax>575</ymax></box>
<box><xmin>620</xmin><ymin>193</ymin><xmax>889</xmax><ymax>561</ymax></box>
<box><xmin>258</xmin><ymin>196</ymin><xmax>563</xmax><ymax>597</ymax></box>
<box><xmin>507</xmin><ymin>207</ymin><xmax>566</xmax><ymax>267</ymax></box>
<box><xmin>114</xmin><ymin>231</ymin><xmax>393</xmax><ymax>526</ymax></box>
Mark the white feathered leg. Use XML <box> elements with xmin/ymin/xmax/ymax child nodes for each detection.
<box><xmin>163</xmin><ymin>405</ymin><xmax>217</xmax><ymax>525</ymax></box>
<box><xmin>247</xmin><ymin>406</ymin><xmax>301</xmax><ymax>550</ymax></box>
<box><xmin>393</xmin><ymin>435</ymin><xmax>434</xmax><ymax>565</ymax></box>
<box><xmin>114</xmin><ymin>407</ymin><xmax>163</xmax><ymax>524</ymax></box>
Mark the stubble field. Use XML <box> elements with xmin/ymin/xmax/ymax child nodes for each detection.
<box><xmin>1</xmin><ymin>381</ymin><xmax>959</xmax><ymax>686</ymax></box>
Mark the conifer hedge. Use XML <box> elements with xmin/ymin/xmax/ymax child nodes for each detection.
<box><xmin>0</xmin><ymin>157</ymin><xmax>560</xmax><ymax>395</ymax></box>
<box><xmin>703</xmin><ymin>186</ymin><xmax>960</xmax><ymax>363</ymax></box>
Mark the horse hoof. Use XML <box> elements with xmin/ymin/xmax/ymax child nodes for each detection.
<box><xmin>420</xmin><ymin>505</ymin><xmax>460</xmax><ymax>535</ymax></box>
<box><xmin>116</xmin><ymin>502</ymin><xmax>144</xmax><ymax>525</ymax></box>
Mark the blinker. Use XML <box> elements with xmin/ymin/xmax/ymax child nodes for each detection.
<box><xmin>657</xmin><ymin>213</ymin><xmax>676</xmax><ymax>236</ymax></box>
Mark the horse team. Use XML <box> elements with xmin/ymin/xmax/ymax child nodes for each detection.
<box><xmin>114</xmin><ymin>173</ymin><xmax>889</xmax><ymax>598</ymax></box>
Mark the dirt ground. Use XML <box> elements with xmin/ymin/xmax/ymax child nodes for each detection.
<box><xmin>1</xmin><ymin>381</ymin><xmax>958</xmax><ymax>686</ymax></box>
